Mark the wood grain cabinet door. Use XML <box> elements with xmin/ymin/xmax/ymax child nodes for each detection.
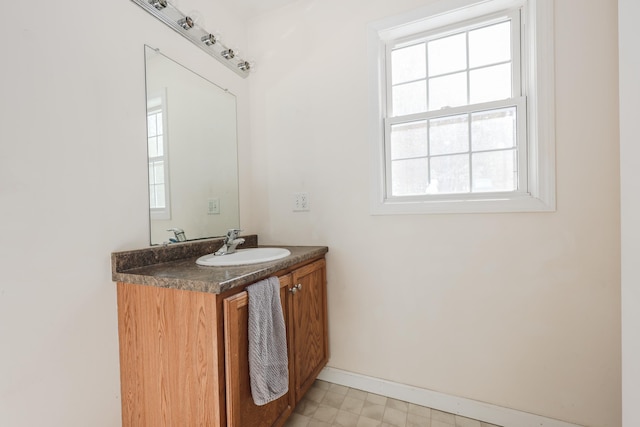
<box><xmin>223</xmin><ymin>275</ymin><xmax>295</xmax><ymax>427</ymax></box>
<box><xmin>291</xmin><ymin>259</ymin><xmax>328</xmax><ymax>403</ymax></box>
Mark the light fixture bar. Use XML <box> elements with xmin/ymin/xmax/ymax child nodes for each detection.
<box><xmin>131</xmin><ymin>0</ymin><xmax>251</xmax><ymax>78</ymax></box>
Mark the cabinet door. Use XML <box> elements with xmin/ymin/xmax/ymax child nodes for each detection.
<box><xmin>223</xmin><ymin>275</ymin><xmax>294</xmax><ymax>427</ymax></box>
<box><xmin>291</xmin><ymin>259</ymin><xmax>328</xmax><ymax>402</ymax></box>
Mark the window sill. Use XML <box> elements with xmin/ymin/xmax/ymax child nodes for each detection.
<box><xmin>370</xmin><ymin>193</ymin><xmax>556</xmax><ymax>215</ymax></box>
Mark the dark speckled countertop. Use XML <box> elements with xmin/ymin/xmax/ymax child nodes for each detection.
<box><xmin>111</xmin><ymin>236</ymin><xmax>328</xmax><ymax>294</ymax></box>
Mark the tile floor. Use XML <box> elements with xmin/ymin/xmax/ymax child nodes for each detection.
<box><xmin>283</xmin><ymin>380</ymin><xmax>502</xmax><ymax>427</ymax></box>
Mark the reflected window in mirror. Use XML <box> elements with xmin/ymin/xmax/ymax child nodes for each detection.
<box><xmin>147</xmin><ymin>91</ymin><xmax>171</xmax><ymax>220</ymax></box>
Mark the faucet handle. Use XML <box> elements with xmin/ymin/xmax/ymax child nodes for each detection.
<box><xmin>227</xmin><ymin>228</ymin><xmax>243</xmax><ymax>240</ymax></box>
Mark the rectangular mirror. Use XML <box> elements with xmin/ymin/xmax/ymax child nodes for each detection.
<box><xmin>144</xmin><ymin>46</ymin><xmax>240</xmax><ymax>245</ymax></box>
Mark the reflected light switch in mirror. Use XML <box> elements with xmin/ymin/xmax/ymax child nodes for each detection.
<box><xmin>208</xmin><ymin>198</ymin><xmax>220</xmax><ymax>215</ymax></box>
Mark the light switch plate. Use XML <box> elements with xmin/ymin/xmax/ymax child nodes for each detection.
<box><xmin>208</xmin><ymin>198</ymin><xmax>220</xmax><ymax>215</ymax></box>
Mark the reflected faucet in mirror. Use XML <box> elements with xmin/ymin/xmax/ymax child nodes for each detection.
<box><xmin>167</xmin><ymin>228</ymin><xmax>186</xmax><ymax>243</ymax></box>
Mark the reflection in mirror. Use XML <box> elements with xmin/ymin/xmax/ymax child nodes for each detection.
<box><xmin>144</xmin><ymin>46</ymin><xmax>240</xmax><ymax>245</ymax></box>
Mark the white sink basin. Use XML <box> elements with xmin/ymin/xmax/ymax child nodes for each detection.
<box><xmin>196</xmin><ymin>247</ymin><xmax>291</xmax><ymax>267</ymax></box>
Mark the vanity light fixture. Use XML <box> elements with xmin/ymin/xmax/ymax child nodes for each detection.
<box><xmin>131</xmin><ymin>0</ymin><xmax>252</xmax><ymax>78</ymax></box>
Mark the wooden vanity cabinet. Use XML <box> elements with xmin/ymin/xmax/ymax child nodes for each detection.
<box><xmin>116</xmin><ymin>257</ymin><xmax>327</xmax><ymax>427</ymax></box>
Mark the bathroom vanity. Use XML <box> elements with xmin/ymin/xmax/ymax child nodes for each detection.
<box><xmin>111</xmin><ymin>237</ymin><xmax>328</xmax><ymax>427</ymax></box>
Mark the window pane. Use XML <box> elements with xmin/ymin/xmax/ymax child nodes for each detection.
<box><xmin>153</xmin><ymin>162</ymin><xmax>165</xmax><ymax>184</ymax></box>
<box><xmin>472</xmin><ymin>150</ymin><xmax>516</xmax><ymax>192</ymax></box>
<box><xmin>430</xmin><ymin>154</ymin><xmax>470</xmax><ymax>194</ymax></box>
<box><xmin>390</xmin><ymin>121</ymin><xmax>428</xmax><ymax>159</ymax></box>
<box><xmin>392</xmin><ymin>43</ymin><xmax>426</xmax><ymax>84</ymax></box>
<box><xmin>429</xmin><ymin>72</ymin><xmax>467</xmax><ymax>110</ymax></box>
<box><xmin>148</xmin><ymin>136</ymin><xmax>158</xmax><ymax>157</ymax></box>
<box><xmin>469</xmin><ymin>21</ymin><xmax>511</xmax><ymax>68</ymax></box>
<box><xmin>147</xmin><ymin>114</ymin><xmax>157</xmax><ymax>137</ymax></box>
<box><xmin>150</xmin><ymin>185</ymin><xmax>157</xmax><ymax>208</ymax></box>
<box><xmin>429</xmin><ymin>114</ymin><xmax>469</xmax><ymax>155</ymax></box>
<box><xmin>393</xmin><ymin>81</ymin><xmax>427</xmax><ymax>116</ymax></box>
<box><xmin>391</xmin><ymin>158</ymin><xmax>429</xmax><ymax>196</ymax></box>
<box><xmin>428</xmin><ymin>33</ymin><xmax>467</xmax><ymax>76</ymax></box>
<box><xmin>471</xmin><ymin>107</ymin><xmax>516</xmax><ymax>151</ymax></box>
<box><xmin>156</xmin><ymin>135</ymin><xmax>164</xmax><ymax>156</ymax></box>
<box><xmin>155</xmin><ymin>184</ymin><xmax>166</xmax><ymax>208</ymax></box>
<box><xmin>469</xmin><ymin>63</ymin><xmax>511</xmax><ymax>104</ymax></box>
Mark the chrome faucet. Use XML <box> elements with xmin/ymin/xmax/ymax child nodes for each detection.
<box><xmin>167</xmin><ymin>228</ymin><xmax>186</xmax><ymax>242</ymax></box>
<box><xmin>214</xmin><ymin>229</ymin><xmax>245</xmax><ymax>256</ymax></box>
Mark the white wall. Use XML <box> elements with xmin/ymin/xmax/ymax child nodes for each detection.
<box><xmin>247</xmin><ymin>1</ymin><xmax>621</xmax><ymax>426</ymax></box>
<box><xmin>0</xmin><ymin>1</ymin><xmax>250</xmax><ymax>425</ymax></box>
<box><xmin>619</xmin><ymin>1</ymin><xmax>640</xmax><ymax>426</ymax></box>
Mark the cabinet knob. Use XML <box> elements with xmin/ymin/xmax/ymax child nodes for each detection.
<box><xmin>288</xmin><ymin>284</ymin><xmax>302</xmax><ymax>294</ymax></box>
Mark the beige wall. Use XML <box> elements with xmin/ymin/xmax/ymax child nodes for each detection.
<box><xmin>0</xmin><ymin>0</ymin><xmax>250</xmax><ymax>425</ymax></box>
<box><xmin>247</xmin><ymin>1</ymin><xmax>621</xmax><ymax>426</ymax></box>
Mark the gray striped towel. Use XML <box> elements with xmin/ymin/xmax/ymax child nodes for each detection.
<box><xmin>247</xmin><ymin>276</ymin><xmax>289</xmax><ymax>406</ymax></box>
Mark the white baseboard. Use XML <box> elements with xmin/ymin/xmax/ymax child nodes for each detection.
<box><xmin>317</xmin><ymin>367</ymin><xmax>584</xmax><ymax>427</ymax></box>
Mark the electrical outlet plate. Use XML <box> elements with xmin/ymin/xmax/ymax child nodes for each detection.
<box><xmin>293</xmin><ymin>192</ymin><xmax>309</xmax><ymax>211</ymax></box>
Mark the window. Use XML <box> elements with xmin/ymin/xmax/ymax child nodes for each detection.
<box><xmin>147</xmin><ymin>92</ymin><xmax>171</xmax><ymax>220</ymax></box>
<box><xmin>369</xmin><ymin>0</ymin><xmax>555</xmax><ymax>214</ymax></box>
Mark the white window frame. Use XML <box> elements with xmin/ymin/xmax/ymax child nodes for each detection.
<box><xmin>368</xmin><ymin>0</ymin><xmax>555</xmax><ymax>214</ymax></box>
<box><xmin>147</xmin><ymin>89</ymin><xmax>172</xmax><ymax>220</ymax></box>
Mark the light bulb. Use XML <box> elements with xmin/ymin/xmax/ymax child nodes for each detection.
<box><xmin>149</xmin><ymin>0</ymin><xmax>167</xmax><ymax>10</ymax></box>
<box><xmin>221</xmin><ymin>49</ymin><xmax>235</xmax><ymax>59</ymax></box>
<box><xmin>178</xmin><ymin>16</ymin><xmax>194</xmax><ymax>29</ymax></box>
<box><xmin>201</xmin><ymin>34</ymin><xmax>217</xmax><ymax>45</ymax></box>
